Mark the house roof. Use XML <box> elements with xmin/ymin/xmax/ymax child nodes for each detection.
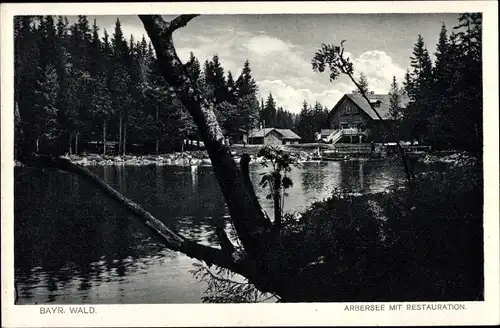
<box><xmin>275</xmin><ymin>129</ymin><xmax>302</xmax><ymax>140</ymax></box>
<box><xmin>249</xmin><ymin>128</ymin><xmax>302</xmax><ymax>140</ymax></box>
<box><xmin>335</xmin><ymin>93</ymin><xmax>410</xmax><ymax>120</ymax></box>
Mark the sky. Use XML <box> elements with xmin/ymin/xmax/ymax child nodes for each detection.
<box><xmin>83</xmin><ymin>13</ymin><xmax>460</xmax><ymax>113</ymax></box>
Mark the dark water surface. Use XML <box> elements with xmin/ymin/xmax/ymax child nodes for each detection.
<box><xmin>15</xmin><ymin>160</ymin><xmax>405</xmax><ymax>304</ymax></box>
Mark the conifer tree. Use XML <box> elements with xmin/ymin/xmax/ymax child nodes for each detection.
<box><xmin>352</xmin><ymin>72</ymin><xmax>370</xmax><ymax>94</ymax></box>
<box><xmin>110</xmin><ymin>18</ymin><xmax>131</xmax><ymax>155</ymax></box>
<box><xmin>406</xmin><ymin>34</ymin><xmax>434</xmax><ymax>141</ymax></box>
<box><xmin>226</xmin><ymin>71</ymin><xmax>237</xmax><ymax>105</ymax></box>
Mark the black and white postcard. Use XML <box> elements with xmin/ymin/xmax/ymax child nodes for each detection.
<box><xmin>1</xmin><ymin>1</ymin><xmax>499</xmax><ymax>327</ymax></box>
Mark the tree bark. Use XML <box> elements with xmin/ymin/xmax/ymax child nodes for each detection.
<box><xmin>139</xmin><ymin>15</ymin><xmax>272</xmax><ymax>258</ymax></box>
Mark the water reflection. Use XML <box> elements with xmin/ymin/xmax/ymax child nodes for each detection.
<box><xmin>15</xmin><ymin>160</ymin><xmax>405</xmax><ymax>304</ymax></box>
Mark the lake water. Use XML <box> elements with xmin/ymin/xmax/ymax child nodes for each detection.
<box><xmin>14</xmin><ymin>160</ymin><xmax>405</xmax><ymax>304</ymax></box>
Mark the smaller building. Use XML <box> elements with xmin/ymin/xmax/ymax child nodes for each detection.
<box><xmin>248</xmin><ymin>128</ymin><xmax>302</xmax><ymax>145</ymax></box>
<box><xmin>228</xmin><ymin>128</ymin><xmax>248</xmax><ymax>145</ymax></box>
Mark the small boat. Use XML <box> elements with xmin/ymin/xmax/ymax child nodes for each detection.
<box><xmin>312</xmin><ymin>148</ymin><xmax>350</xmax><ymax>161</ymax></box>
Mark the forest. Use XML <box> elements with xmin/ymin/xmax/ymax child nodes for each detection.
<box><xmin>14</xmin><ymin>15</ymin><xmax>331</xmax><ymax>157</ymax></box>
<box><xmin>397</xmin><ymin>13</ymin><xmax>482</xmax><ymax>155</ymax></box>
<box><xmin>14</xmin><ymin>14</ymin><xmax>482</xmax><ymax>158</ymax></box>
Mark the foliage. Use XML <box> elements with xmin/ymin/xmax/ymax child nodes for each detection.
<box><xmin>189</xmin><ymin>262</ymin><xmax>276</xmax><ymax>303</ymax></box>
<box><xmin>352</xmin><ymin>72</ymin><xmax>370</xmax><ymax>94</ymax></box>
<box><xmin>403</xmin><ymin>15</ymin><xmax>482</xmax><ymax>153</ymax></box>
<box><xmin>257</xmin><ymin>146</ymin><xmax>299</xmax><ymax>227</ymax></box>
<box><xmin>279</xmin><ymin>160</ymin><xmax>483</xmax><ymax>301</ymax></box>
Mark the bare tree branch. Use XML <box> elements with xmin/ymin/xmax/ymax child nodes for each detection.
<box><xmin>168</xmin><ymin>15</ymin><xmax>199</xmax><ymax>33</ymax></box>
<box><xmin>339</xmin><ymin>43</ymin><xmax>414</xmax><ymax>185</ymax></box>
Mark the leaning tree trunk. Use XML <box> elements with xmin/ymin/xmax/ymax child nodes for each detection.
<box><xmin>138</xmin><ymin>15</ymin><xmax>330</xmax><ymax>301</ymax></box>
<box><xmin>16</xmin><ymin>14</ymin><xmax>336</xmax><ymax>303</ymax></box>
<box><xmin>139</xmin><ymin>16</ymin><xmax>272</xmax><ymax>256</ymax></box>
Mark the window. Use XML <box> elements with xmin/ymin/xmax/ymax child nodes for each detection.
<box><xmin>373</xmin><ymin>101</ymin><xmax>381</xmax><ymax>108</ymax></box>
<box><xmin>345</xmin><ymin>105</ymin><xmax>351</xmax><ymax>114</ymax></box>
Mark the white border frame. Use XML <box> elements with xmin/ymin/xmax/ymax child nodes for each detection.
<box><xmin>1</xmin><ymin>2</ymin><xmax>499</xmax><ymax>327</ymax></box>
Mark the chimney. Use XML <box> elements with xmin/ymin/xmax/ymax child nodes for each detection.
<box><xmin>259</xmin><ymin>122</ymin><xmax>263</xmax><ymax>130</ymax></box>
<box><xmin>370</xmin><ymin>91</ymin><xmax>375</xmax><ymax>95</ymax></box>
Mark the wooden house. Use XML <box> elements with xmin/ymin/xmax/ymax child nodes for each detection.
<box><xmin>319</xmin><ymin>92</ymin><xmax>410</xmax><ymax>144</ymax></box>
<box><xmin>248</xmin><ymin>128</ymin><xmax>302</xmax><ymax>145</ymax></box>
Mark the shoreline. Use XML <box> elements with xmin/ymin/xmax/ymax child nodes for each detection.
<box><xmin>13</xmin><ymin>149</ymin><xmax>477</xmax><ymax>168</ymax></box>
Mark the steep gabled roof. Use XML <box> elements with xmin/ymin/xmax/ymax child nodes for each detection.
<box><xmin>248</xmin><ymin>128</ymin><xmax>301</xmax><ymax>140</ymax></box>
<box><xmin>333</xmin><ymin>93</ymin><xmax>410</xmax><ymax>120</ymax></box>
<box><xmin>248</xmin><ymin>128</ymin><xmax>274</xmax><ymax>138</ymax></box>
<box><xmin>274</xmin><ymin>129</ymin><xmax>302</xmax><ymax>140</ymax></box>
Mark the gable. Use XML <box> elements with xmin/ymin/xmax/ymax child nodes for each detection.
<box><xmin>248</xmin><ymin>128</ymin><xmax>301</xmax><ymax>140</ymax></box>
<box><xmin>330</xmin><ymin>95</ymin><xmax>372</xmax><ymax>121</ymax></box>
<box><xmin>330</xmin><ymin>93</ymin><xmax>410</xmax><ymax>120</ymax></box>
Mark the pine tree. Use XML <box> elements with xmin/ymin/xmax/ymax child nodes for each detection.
<box><xmin>14</xmin><ymin>16</ymin><xmax>41</xmax><ymax>156</ymax></box>
<box><xmin>352</xmin><ymin>72</ymin><xmax>370</xmax><ymax>94</ymax></box>
<box><xmin>296</xmin><ymin>100</ymin><xmax>316</xmax><ymax>142</ymax></box>
<box><xmin>263</xmin><ymin>93</ymin><xmax>277</xmax><ymax>128</ymax></box>
<box><xmin>388</xmin><ymin>76</ymin><xmax>402</xmax><ymax>120</ymax></box>
<box><xmin>110</xmin><ymin>18</ymin><xmax>131</xmax><ymax>155</ymax></box>
<box><xmin>402</xmin><ymin>69</ymin><xmax>411</xmax><ymax>96</ymax></box>
<box><xmin>38</xmin><ymin>16</ymin><xmax>57</xmax><ymax>71</ymax></box>
<box><xmin>204</xmin><ymin>54</ymin><xmax>228</xmax><ymax>105</ymax></box>
<box><xmin>185</xmin><ymin>52</ymin><xmax>201</xmax><ymax>85</ymax></box>
<box><xmin>236</xmin><ymin>95</ymin><xmax>260</xmax><ymax>133</ymax></box>
<box><xmin>33</xmin><ymin>65</ymin><xmax>61</xmax><ymax>153</ymax></box>
<box><xmin>88</xmin><ymin>20</ymin><xmax>112</xmax><ymax>155</ymax></box>
<box><xmin>226</xmin><ymin>71</ymin><xmax>237</xmax><ymax>105</ymax></box>
<box><xmin>451</xmin><ymin>13</ymin><xmax>482</xmax><ymax>153</ymax></box>
<box><xmin>406</xmin><ymin>34</ymin><xmax>434</xmax><ymax>141</ymax></box>
<box><xmin>235</xmin><ymin>60</ymin><xmax>258</xmax><ymax>99</ymax></box>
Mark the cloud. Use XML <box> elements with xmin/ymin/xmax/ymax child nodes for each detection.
<box><xmin>257</xmin><ymin>79</ymin><xmax>343</xmax><ymax>114</ymax></box>
<box><xmin>243</xmin><ymin>35</ymin><xmax>294</xmax><ymax>56</ymax></box>
<box><xmin>350</xmin><ymin>50</ymin><xmax>406</xmax><ymax>93</ymax></box>
<box><xmin>111</xmin><ymin>18</ymin><xmax>405</xmax><ymax>115</ymax></box>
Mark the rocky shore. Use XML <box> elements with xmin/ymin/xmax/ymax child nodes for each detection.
<box><xmin>13</xmin><ymin>149</ymin><xmax>476</xmax><ymax>168</ymax></box>
<box><xmin>59</xmin><ymin>150</ymin><xmax>311</xmax><ymax>167</ymax></box>
<box><xmin>421</xmin><ymin>151</ymin><xmax>479</xmax><ymax>168</ymax></box>
<box><xmin>65</xmin><ymin>152</ymin><xmax>222</xmax><ymax>167</ymax></box>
